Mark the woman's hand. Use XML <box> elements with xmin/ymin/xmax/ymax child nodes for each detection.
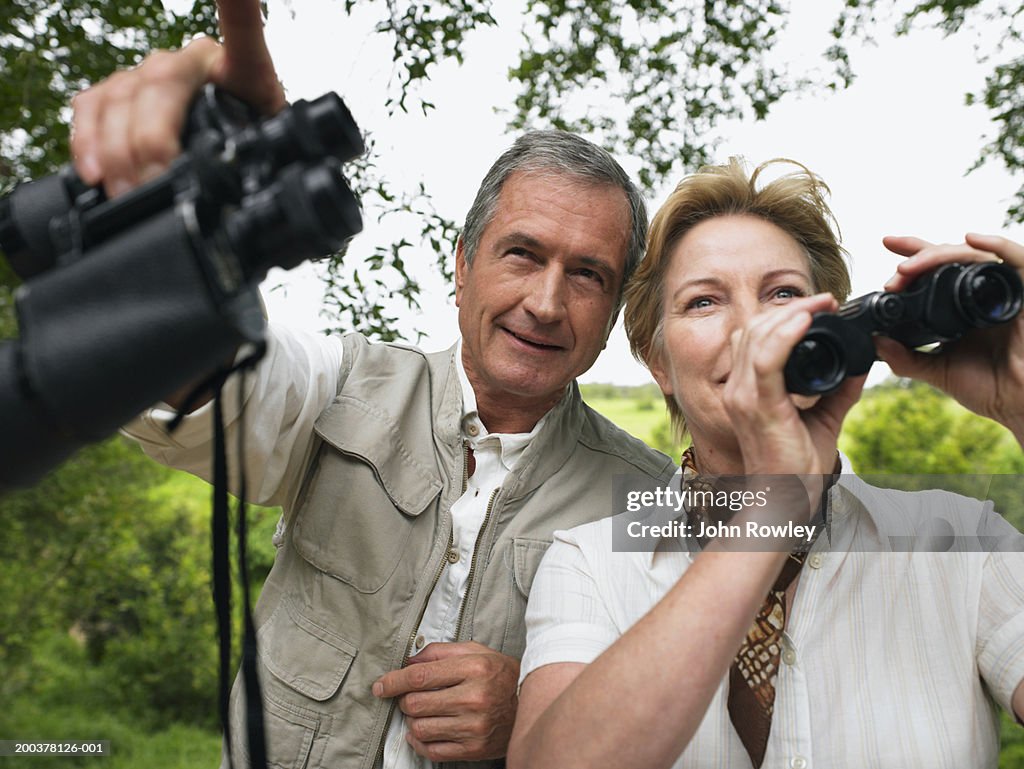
<box><xmin>878</xmin><ymin>233</ymin><xmax>1024</xmax><ymax>444</ymax></box>
<box><xmin>723</xmin><ymin>293</ymin><xmax>867</xmax><ymax>476</ymax></box>
<box><xmin>70</xmin><ymin>0</ymin><xmax>286</xmax><ymax>198</ymax></box>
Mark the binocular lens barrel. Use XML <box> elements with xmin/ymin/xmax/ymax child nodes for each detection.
<box><xmin>226</xmin><ymin>161</ymin><xmax>362</xmax><ymax>277</ymax></box>
<box><xmin>785</xmin><ymin>262</ymin><xmax>1023</xmax><ymax>396</ymax></box>
<box><xmin>0</xmin><ymin>172</ymin><xmax>75</xmax><ymax>280</ymax></box>
<box><xmin>787</xmin><ymin>337</ymin><xmax>845</xmax><ymax>396</ymax></box>
<box><xmin>957</xmin><ymin>263</ymin><xmax>1023</xmax><ymax>325</ymax></box>
<box><xmin>260</xmin><ymin>94</ymin><xmax>365</xmax><ymax>167</ymax></box>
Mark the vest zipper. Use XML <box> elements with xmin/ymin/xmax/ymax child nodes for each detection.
<box><xmin>452</xmin><ymin>487</ymin><xmax>499</xmax><ymax>641</ymax></box>
<box><xmin>370</xmin><ymin>442</ymin><xmax>470</xmax><ymax>768</ymax></box>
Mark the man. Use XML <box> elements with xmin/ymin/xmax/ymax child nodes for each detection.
<box><xmin>72</xmin><ymin>2</ymin><xmax>676</xmax><ymax>767</ymax></box>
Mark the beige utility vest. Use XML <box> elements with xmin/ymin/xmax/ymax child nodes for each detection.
<box><xmin>226</xmin><ymin>334</ymin><xmax>676</xmax><ymax>769</ymax></box>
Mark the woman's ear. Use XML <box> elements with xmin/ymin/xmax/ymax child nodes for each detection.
<box><xmin>647</xmin><ymin>348</ymin><xmax>674</xmax><ymax>398</ymax></box>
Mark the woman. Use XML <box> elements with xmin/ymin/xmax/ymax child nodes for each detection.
<box><xmin>507</xmin><ymin>159</ymin><xmax>1024</xmax><ymax>769</ymax></box>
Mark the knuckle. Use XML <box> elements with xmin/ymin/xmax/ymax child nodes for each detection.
<box><xmin>407</xmin><ymin>718</ymin><xmax>427</xmax><ymax>740</ymax></box>
<box><xmin>467</xmin><ymin>718</ymin><xmax>490</xmax><ymax>738</ymax></box>
<box><xmin>70</xmin><ymin>89</ymin><xmax>93</xmax><ymax>115</ymax></box>
<box><xmin>400</xmin><ymin>693</ymin><xmax>422</xmax><ymax>717</ymax></box>
<box><xmin>409</xmin><ymin>666</ymin><xmax>430</xmax><ymax>689</ymax></box>
<box><xmin>424</xmin><ymin>744</ymin><xmax>447</xmax><ymax>763</ymax></box>
<box><xmin>139</xmin><ymin>49</ymin><xmax>183</xmax><ymax>84</ymax></box>
<box><xmin>751</xmin><ymin>356</ymin><xmax>774</xmax><ymax>377</ymax></box>
<box><xmin>104</xmin><ymin>70</ymin><xmax>138</xmax><ymax>102</ymax></box>
<box><xmin>186</xmin><ymin>35</ymin><xmax>221</xmax><ymax>55</ymax></box>
<box><xmin>131</xmin><ymin>123</ymin><xmax>179</xmax><ymax>166</ymax></box>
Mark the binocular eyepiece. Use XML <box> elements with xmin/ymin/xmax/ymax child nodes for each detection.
<box><xmin>784</xmin><ymin>262</ymin><xmax>1024</xmax><ymax>395</ymax></box>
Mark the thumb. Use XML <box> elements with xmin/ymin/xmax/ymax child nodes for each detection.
<box><xmin>874</xmin><ymin>336</ymin><xmax>942</xmax><ymax>385</ymax></box>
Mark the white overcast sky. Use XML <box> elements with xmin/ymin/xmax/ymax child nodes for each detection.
<box><xmin>237</xmin><ymin>0</ymin><xmax>1024</xmax><ymax>386</ymax></box>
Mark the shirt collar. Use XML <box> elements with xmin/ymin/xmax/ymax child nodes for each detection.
<box><xmin>455</xmin><ymin>339</ymin><xmax>548</xmax><ymax>473</ymax></box>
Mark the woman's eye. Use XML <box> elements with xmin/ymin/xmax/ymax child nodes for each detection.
<box><xmin>687</xmin><ymin>296</ymin><xmax>714</xmax><ymax>310</ymax></box>
<box><xmin>773</xmin><ymin>286</ymin><xmax>805</xmax><ymax>300</ymax></box>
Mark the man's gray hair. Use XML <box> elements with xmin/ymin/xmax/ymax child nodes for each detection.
<box><xmin>460</xmin><ymin>130</ymin><xmax>648</xmax><ymax>307</ymax></box>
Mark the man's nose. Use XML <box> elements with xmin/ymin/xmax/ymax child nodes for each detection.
<box><xmin>523</xmin><ymin>267</ymin><xmax>568</xmax><ymax>324</ymax></box>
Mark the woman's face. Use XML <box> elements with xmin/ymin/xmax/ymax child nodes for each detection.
<box><xmin>649</xmin><ymin>214</ymin><xmax>817</xmax><ymax>449</ymax></box>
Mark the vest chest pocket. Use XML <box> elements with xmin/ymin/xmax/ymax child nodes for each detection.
<box><xmin>292</xmin><ymin>397</ymin><xmax>443</xmax><ymax>593</ymax></box>
<box><xmin>500</xmin><ymin>537</ymin><xmax>551</xmax><ymax>660</ymax></box>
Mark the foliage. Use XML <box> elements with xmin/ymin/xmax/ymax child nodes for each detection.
<box><xmin>0</xmin><ymin>0</ymin><xmax>850</xmax><ymax>343</ymax></box>
<box><xmin>1</xmin><ymin>636</ymin><xmax>222</xmax><ymax>768</ymax></box>
<box><xmin>510</xmin><ymin>0</ymin><xmax>810</xmax><ymax>188</ymax></box>
<box><xmin>1003</xmin><ymin>707</ymin><xmax>1024</xmax><ymax>768</ymax></box>
<box><xmin>0</xmin><ymin>1</ymin><xmax>217</xmax><ymax>185</ymax></box>
<box><xmin>1</xmin><ymin>435</ymin><xmax>280</xmax><ymax>727</ymax></box>
<box><xmin>5</xmin><ymin>1</ymin><xmax>1023</xmax><ymax>340</ymax></box>
<box><xmin>840</xmin><ymin>378</ymin><xmax>1021</xmax><ymax>474</ymax></box>
<box><xmin>831</xmin><ymin>0</ymin><xmax>1024</xmax><ymax>224</ymax></box>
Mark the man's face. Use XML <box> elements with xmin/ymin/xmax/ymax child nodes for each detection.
<box><xmin>456</xmin><ymin>171</ymin><xmax>631</xmax><ymax>418</ymax></box>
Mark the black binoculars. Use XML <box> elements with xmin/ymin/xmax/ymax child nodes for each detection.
<box><xmin>0</xmin><ymin>86</ymin><xmax>364</xmax><ymax>489</ymax></box>
<box><xmin>784</xmin><ymin>261</ymin><xmax>1024</xmax><ymax>395</ymax></box>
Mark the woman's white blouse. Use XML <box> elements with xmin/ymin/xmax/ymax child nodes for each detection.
<box><xmin>520</xmin><ymin>465</ymin><xmax>1024</xmax><ymax>769</ymax></box>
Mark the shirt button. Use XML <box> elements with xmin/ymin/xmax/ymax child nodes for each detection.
<box><xmin>414</xmin><ymin>635</ymin><xmax>425</xmax><ymax>651</ymax></box>
<box><xmin>466</xmin><ymin>423</ymin><xmax>480</xmax><ymax>437</ymax></box>
<box><xmin>446</xmin><ymin>548</ymin><xmax>460</xmax><ymax>563</ymax></box>
<box><xmin>782</xmin><ymin>649</ymin><xmax>797</xmax><ymax>666</ymax></box>
<box><xmin>790</xmin><ymin>756</ymin><xmax>807</xmax><ymax>769</ymax></box>
<box><xmin>808</xmin><ymin>554</ymin><xmax>824</xmax><ymax>569</ymax></box>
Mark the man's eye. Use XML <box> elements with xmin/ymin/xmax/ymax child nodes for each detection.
<box><xmin>576</xmin><ymin>268</ymin><xmax>604</xmax><ymax>286</ymax></box>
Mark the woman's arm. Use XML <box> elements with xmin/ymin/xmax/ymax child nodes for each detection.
<box><xmin>509</xmin><ymin>296</ymin><xmax>866</xmax><ymax>769</ymax></box>
<box><xmin>509</xmin><ymin>547</ymin><xmax>790</xmax><ymax>769</ymax></box>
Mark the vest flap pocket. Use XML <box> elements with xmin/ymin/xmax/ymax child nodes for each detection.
<box><xmin>512</xmin><ymin>537</ymin><xmax>551</xmax><ymax>598</ymax></box>
<box><xmin>259</xmin><ymin>601</ymin><xmax>357</xmax><ymax>702</ymax></box>
<box><xmin>314</xmin><ymin>395</ymin><xmax>442</xmax><ymax>516</ymax></box>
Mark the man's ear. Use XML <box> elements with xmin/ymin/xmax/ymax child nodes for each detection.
<box><xmin>455</xmin><ymin>238</ymin><xmax>468</xmax><ymax>307</ymax></box>
<box><xmin>647</xmin><ymin>348</ymin><xmax>674</xmax><ymax>398</ymax></box>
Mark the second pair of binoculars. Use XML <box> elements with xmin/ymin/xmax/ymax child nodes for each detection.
<box><xmin>784</xmin><ymin>261</ymin><xmax>1024</xmax><ymax>395</ymax></box>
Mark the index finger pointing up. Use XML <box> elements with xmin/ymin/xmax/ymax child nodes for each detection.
<box><xmin>213</xmin><ymin>0</ymin><xmax>287</xmax><ymax>114</ymax></box>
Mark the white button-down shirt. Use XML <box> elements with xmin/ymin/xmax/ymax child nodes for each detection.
<box><xmin>521</xmin><ymin>457</ymin><xmax>1024</xmax><ymax>768</ymax></box>
<box><xmin>382</xmin><ymin>342</ymin><xmax>545</xmax><ymax>769</ymax></box>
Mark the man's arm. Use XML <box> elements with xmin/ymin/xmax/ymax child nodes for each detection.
<box><xmin>122</xmin><ymin>325</ymin><xmax>343</xmax><ymax>508</ymax></box>
<box><xmin>509</xmin><ymin>546</ymin><xmax>792</xmax><ymax>769</ymax></box>
<box><xmin>1015</xmin><ymin>679</ymin><xmax>1024</xmax><ymax>724</ymax></box>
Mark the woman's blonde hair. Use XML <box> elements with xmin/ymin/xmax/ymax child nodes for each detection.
<box><xmin>623</xmin><ymin>158</ymin><xmax>851</xmax><ymax>440</ymax></box>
